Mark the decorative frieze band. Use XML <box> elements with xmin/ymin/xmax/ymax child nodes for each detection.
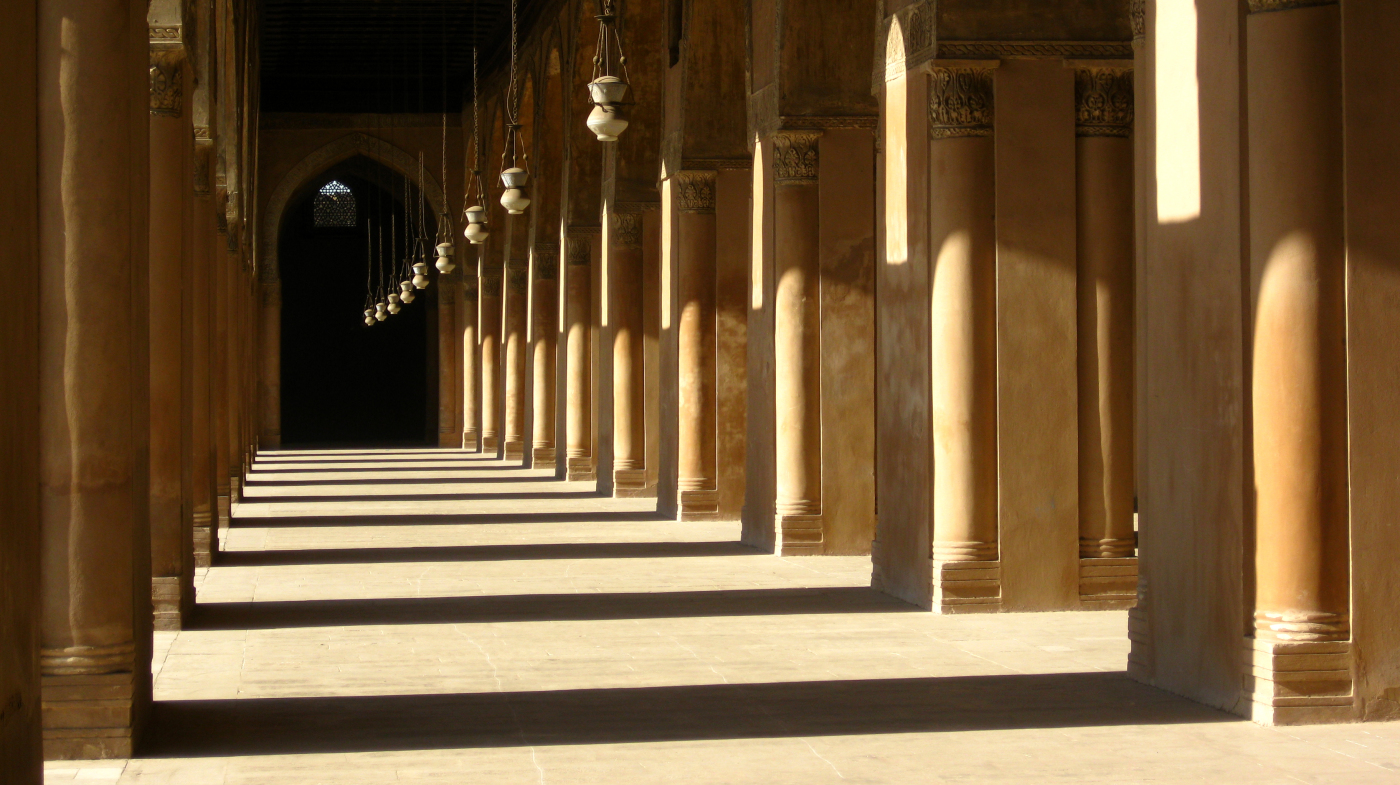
<box><xmin>611</xmin><ymin>212</ymin><xmax>644</xmax><ymax>250</ymax></box>
<box><xmin>566</xmin><ymin>236</ymin><xmax>591</xmax><ymax>266</ymax></box>
<box><xmin>1248</xmin><ymin>0</ymin><xmax>1337</xmax><ymax>12</ymax></box>
<box><xmin>149</xmin><ymin>25</ymin><xmax>182</xmax><ymax>42</ymax></box>
<box><xmin>937</xmin><ymin>41</ymin><xmax>1134</xmax><ymax>60</ymax></box>
<box><xmin>1074</xmin><ymin>67</ymin><xmax>1134</xmax><ymax>137</ymax></box>
<box><xmin>772</xmin><ymin>131</ymin><xmax>821</xmax><ymax>183</ymax></box>
<box><xmin>674</xmin><ymin>170</ymin><xmax>717</xmax><ymax>213</ymax></box>
<box><xmin>779</xmin><ymin>116</ymin><xmax>879</xmax><ymax>130</ymax></box>
<box><xmin>680</xmin><ymin>157</ymin><xmax>751</xmax><ymax>170</ymax></box>
<box><xmin>150</xmin><ymin>48</ymin><xmax>184</xmax><ymax>117</ymax></box>
<box><xmin>929</xmin><ymin>68</ymin><xmax>994</xmax><ymax>139</ymax></box>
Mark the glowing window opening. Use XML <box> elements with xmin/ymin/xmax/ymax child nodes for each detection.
<box><xmin>314</xmin><ymin>180</ymin><xmax>357</xmax><ymax>228</ymax></box>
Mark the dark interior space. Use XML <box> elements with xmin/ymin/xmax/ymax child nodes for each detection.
<box><xmin>278</xmin><ymin>157</ymin><xmax>438</xmax><ymax>446</ymax></box>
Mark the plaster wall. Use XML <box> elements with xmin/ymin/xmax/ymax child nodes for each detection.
<box><xmin>1132</xmin><ymin>0</ymin><xmax>1247</xmax><ymax>712</ymax></box>
<box><xmin>1342</xmin><ymin>0</ymin><xmax>1400</xmax><ymax>721</ymax></box>
<box><xmin>818</xmin><ymin>129</ymin><xmax>878</xmax><ymax>554</ymax></box>
<box><xmin>0</xmin><ymin>0</ymin><xmax>41</xmax><ymax>777</ymax></box>
<box><xmin>993</xmin><ymin>59</ymin><xmax>1080</xmax><ymax>610</ymax></box>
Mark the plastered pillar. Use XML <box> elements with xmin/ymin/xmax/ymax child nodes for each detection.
<box><xmin>503</xmin><ymin>255</ymin><xmax>528</xmax><ymax>462</ymax></box>
<box><xmin>565</xmin><ymin>233</ymin><xmax>595</xmax><ymax>480</ymax></box>
<box><xmin>929</xmin><ymin>66</ymin><xmax>1000</xmax><ymax>610</ymax></box>
<box><xmin>148</xmin><ymin>34</ymin><xmax>194</xmax><ymax>632</ymax></box>
<box><xmin>461</xmin><ymin>267</ymin><xmax>480</xmax><ymax>450</ymax></box>
<box><xmin>479</xmin><ymin>266</ymin><xmax>502</xmax><ymax>455</ymax></box>
<box><xmin>190</xmin><ymin>136</ymin><xmax>216</xmax><ymax>567</ymax></box>
<box><xmin>438</xmin><ymin>279</ymin><xmax>458</xmax><ymax>447</ymax></box>
<box><xmin>37</xmin><ymin>0</ymin><xmax>152</xmax><ymax>756</ymax></box>
<box><xmin>1244</xmin><ymin>0</ymin><xmax>1352</xmax><ymax>725</ymax></box>
<box><xmin>532</xmin><ymin>243</ymin><xmax>559</xmax><ymax>469</ymax></box>
<box><xmin>1072</xmin><ymin>65</ymin><xmax>1138</xmax><ymax>609</ymax></box>
<box><xmin>771</xmin><ymin>131</ymin><xmax>823</xmax><ymax>554</ymax></box>
<box><xmin>212</xmin><ymin>227</ymin><xmax>231</xmax><ymax>526</ymax></box>
<box><xmin>258</xmin><ymin>277</ymin><xmax>281</xmax><ymax>449</ymax></box>
<box><xmin>611</xmin><ymin>211</ymin><xmax>648</xmax><ymax>495</ymax></box>
<box><xmin>675</xmin><ymin>171</ymin><xmax>719</xmax><ymax>520</ymax></box>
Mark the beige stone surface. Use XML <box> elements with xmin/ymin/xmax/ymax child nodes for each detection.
<box><xmin>47</xmin><ymin>449</ymin><xmax>1400</xmax><ymax>783</ymax></box>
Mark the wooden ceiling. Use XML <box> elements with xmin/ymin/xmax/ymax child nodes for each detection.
<box><xmin>260</xmin><ymin>0</ymin><xmax>541</xmax><ymax>114</ymax></box>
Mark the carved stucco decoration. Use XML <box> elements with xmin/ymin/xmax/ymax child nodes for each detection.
<box><xmin>937</xmin><ymin>41</ymin><xmax>1133</xmax><ymax>59</ymax></box>
<box><xmin>772</xmin><ymin>131</ymin><xmax>821</xmax><ymax>183</ymax></box>
<box><xmin>1249</xmin><ymin>0</ymin><xmax>1337</xmax><ymax>12</ymax></box>
<box><xmin>506</xmin><ymin>260</ymin><xmax>529</xmax><ymax>292</ymax></box>
<box><xmin>881</xmin><ymin>0</ymin><xmax>936</xmax><ymax>84</ymax></box>
<box><xmin>150</xmin><ymin>48</ymin><xmax>184</xmax><ymax>117</ymax></box>
<box><xmin>262</xmin><ymin>133</ymin><xmax>446</xmax><ymax>281</ymax></box>
<box><xmin>674</xmin><ymin>171</ymin><xmax>716</xmax><ymax>213</ymax></box>
<box><xmin>929</xmin><ymin>68</ymin><xmax>994</xmax><ymax>139</ymax></box>
<box><xmin>1130</xmin><ymin>0</ymin><xmax>1145</xmax><ymax>41</ymax></box>
<box><xmin>1075</xmin><ymin>67</ymin><xmax>1134</xmax><ymax>137</ymax></box>
<box><xmin>535</xmin><ymin>244</ymin><xmax>560</xmax><ymax>279</ymax></box>
<box><xmin>611</xmin><ymin>212</ymin><xmax>644</xmax><ymax>249</ymax></box>
<box><xmin>566</xmin><ymin>235</ymin><xmax>591</xmax><ymax>266</ymax></box>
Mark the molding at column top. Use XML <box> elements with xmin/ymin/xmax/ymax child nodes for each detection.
<box><xmin>929</xmin><ymin>67</ymin><xmax>994</xmax><ymax>140</ymax></box>
<box><xmin>937</xmin><ymin>41</ymin><xmax>1133</xmax><ymax>60</ymax></box>
<box><xmin>611</xmin><ymin>212</ymin><xmax>644</xmax><ymax>250</ymax></box>
<box><xmin>507</xmin><ymin>266</ymin><xmax>529</xmax><ymax>292</ymax></box>
<box><xmin>681</xmin><ymin>157</ymin><xmax>751</xmax><ymax>170</ymax></box>
<box><xmin>149</xmin><ymin>26</ymin><xmax>183</xmax><ymax>46</ymax></box>
<box><xmin>780</xmin><ymin>116</ymin><xmax>879</xmax><ymax>130</ymax></box>
<box><xmin>567</xmin><ymin>224</ymin><xmax>602</xmax><ymax>236</ymax></box>
<box><xmin>674</xmin><ymin>171</ymin><xmax>717</xmax><ymax>214</ymax></box>
<box><xmin>615</xmin><ymin>200</ymin><xmax>660</xmax><ymax>214</ymax></box>
<box><xmin>1248</xmin><ymin>0</ymin><xmax>1338</xmax><ymax>12</ymax></box>
<box><xmin>150</xmin><ymin>47</ymin><xmax>185</xmax><ymax>118</ymax></box>
<box><xmin>1130</xmin><ymin>0</ymin><xmax>1145</xmax><ymax>41</ymax></box>
<box><xmin>772</xmin><ymin>131</ymin><xmax>822</xmax><ymax>184</ymax></box>
<box><xmin>566</xmin><ymin>236</ymin><xmax>591</xmax><ymax>265</ymax></box>
<box><xmin>1074</xmin><ymin>67</ymin><xmax>1134</xmax><ymax>138</ymax></box>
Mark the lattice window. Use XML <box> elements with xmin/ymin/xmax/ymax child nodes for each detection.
<box><xmin>314</xmin><ymin>180</ymin><xmax>356</xmax><ymax>227</ymax></box>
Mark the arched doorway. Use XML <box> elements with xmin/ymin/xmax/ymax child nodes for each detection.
<box><xmin>277</xmin><ymin>156</ymin><xmax>439</xmax><ymax>446</ymax></box>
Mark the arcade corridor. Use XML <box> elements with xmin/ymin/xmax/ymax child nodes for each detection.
<box><xmin>42</xmin><ymin>450</ymin><xmax>1400</xmax><ymax>784</ymax></box>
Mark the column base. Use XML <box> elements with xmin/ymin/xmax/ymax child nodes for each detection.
<box><xmin>192</xmin><ymin>507</ymin><xmax>215</xmax><ymax>569</ymax></box>
<box><xmin>1241</xmin><ymin>637</ymin><xmax>1356</xmax><ymax>725</ymax></box>
<box><xmin>930</xmin><ymin>559</ymin><xmax>1001</xmax><ymax>614</ymax></box>
<box><xmin>776</xmin><ymin>514</ymin><xmax>822</xmax><ymax>556</ymax></box>
<box><xmin>1127</xmin><ymin>577</ymin><xmax>1154</xmax><ymax>682</ymax></box>
<box><xmin>532</xmin><ymin>446</ymin><xmax>556</xmax><ymax>470</ymax></box>
<box><xmin>462</xmin><ymin>430</ymin><xmax>480</xmax><ymax>451</ymax></box>
<box><xmin>613</xmin><ymin>468</ymin><xmax>650</xmax><ymax>497</ymax></box>
<box><xmin>482</xmin><ymin>434</ymin><xmax>499</xmax><ymax>453</ymax></box>
<box><xmin>41</xmin><ymin>672</ymin><xmax>139</xmax><ymax>760</ymax></box>
<box><xmin>151</xmin><ymin>576</ymin><xmax>194</xmax><ymax>632</ymax></box>
<box><xmin>678</xmin><ymin>489</ymin><xmax>720</xmax><ymax>521</ymax></box>
<box><xmin>214</xmin><ymin>494</ymin><xmax>230</xmax><ymax>558</ymax></box>
<box><xmin>1078</xmin><ymin>556</ymin><xmax>1138</xmax><ymax>610</ymax></box>
<box><xmin>504</xmin><ymin>440</ymin><xmax>525</xmax><ymax>462</ymax></box>
<box><xmin>566</xmin><ymin>455</ymin><xmax>595</xmax><ymax>482</ymax></box>
<box><xmin>229</xmin><ymin>476</ymin><xmax>241</xmax><ymax>505</ymax></box>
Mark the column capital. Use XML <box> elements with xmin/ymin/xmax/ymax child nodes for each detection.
<box><xmin>929</xmin><ymin>67</ymin><xmax>994</xmax><ymax>139</ymax></box>
<box><xmin>534</xmin><ymin>243</ymin><xmax>559</xmax><ymax>279</ymax></box>
<box><xmin>611</xmin><ymin>211</ymin><xmax>644</xmax><ymax>249</ymax></box>
<box><xmin>1130</xmin><ymin>0</ymin><xmax>1145</xmax><ymax>41</ymax></box>
<box><xmin>506</xmin><ymin>262</ymin><xmax>529</xmax><ymax>292</ymax></box>
<box><xmin>773</xmin><ymin>131</ymin><xmax>821</xmax><ymax>183</ymax></box>
<box><xmin>149</xmin><ymin>46</ymin><xmax>185</xmax><ymax>117</ymax></box>
<box><xmin>1073</xmin><ymin>67</ymin><xmax>1134</xmax><ymax>138</ymax></box>
<box><xmin>674</xmin><ymin>170</ymin><xmax>717</xmax><ymax>213</ymax></box>
<box><xmin>567</xmin><ymin>235</ymin><xmax>592</xmax><ymax>266</ymax></box>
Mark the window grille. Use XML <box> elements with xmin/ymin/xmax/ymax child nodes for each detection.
<box><xmin>314</xmin><ymin>180</ymin><xmax>356</xmax><ymax>227</ymax></box>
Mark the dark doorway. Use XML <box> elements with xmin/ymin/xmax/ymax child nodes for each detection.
<box><xmin>278</xmin><ymin>157</ymin><xmax>439</xmax><ymax>446</ymax></box>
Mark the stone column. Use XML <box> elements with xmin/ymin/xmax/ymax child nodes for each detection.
<box><xmin>675</xmin><ymin>170</ymin><xmax>719</xmax><ymax>520</ymax></box>
<box><xmin>480</xmin><ymin>265</ymin><xmax>502</xmax><ymax>454</ymax></box>
<box><xmin>38</xmin><ymin>0</ymin><xmax>151</xmax><ymax>757</ymax></box>
<box><xmin>190</xmin><ymin>133</ymin><xmax>217</xmax><ymax>567</ymax></box>
<box><xmin>148</xmin><ymin>32</ymin><xmax>193</xmax><ymax>632</ymax></box>
<box><xmin>565</xmin><ymin>233</ymin><xmax>595</xmax><ymax>480</ymax></box>
<box><xmin>611</xmin><ymin>211</ymin><xmax>648</xmax><ymax>495</ymax></box>
<box><xmin>532</xmin><ymin>243</ymin><xmax>560</xmax><ymax>469</ymax></box>
<box><xmin>1245</xmin><ymin>0</ymin><xmax>1351</xmax><ymax>723</ymax></box>
<box><xmin>772</xmin><ymin>131</ymin><xmax>823</xmax><ymax>552</ymax></box>
<box><xmin>212</xmin><ymin>219</ymin><xmax>231</xmax><ymax>525</ymax></box>
<box><xmin>259</xmin><ymin>277</ymin><xmax>281</xmax><ymax>449</ymax></box>
<box><xmin>1073</xmin><ymin>65</ymin><xmax>1138</xmax><ymax>609</ymax></box>
<box><xmin>226</xmin><ymin>256</ymin><xmax>244</xmax><ymax>499</ymax></box>
<box><xmin>928</xmin><ymin>67</ymin><xmax>1000</xmax><ymax>606</ymax></box>
<box><xmin>504</xmin><ymin>255</ymin><xmax>529</xmax><ymax>462</ymax></box>
<box><xmin>438</xmin><ymin>280</ymin><xmax>458</xmax><ymax>447</ymax></box>
<box><xmin>461</xmin><ymin>270</ymin><xmax>480</xmax><ymax>450</ymax></box>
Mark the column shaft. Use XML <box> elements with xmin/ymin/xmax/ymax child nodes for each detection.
<box><xmin>504</xmin><ymin>259</ymin><xmax>528</xmax><ymax>462</ymax></box>
<box><xmin>480</xmin><ymin>269</ymin><xmax>502</xmax><ymax>454</ymax></box>
<box><xmin>259</xmin><ymin>278</ymin><xmax>281</xmax><ymax>448</ymax></box>
<box><xmin>190</xmin><ymin>148</ymin><xmax>216</xmax><ymax>567</ymax></box>
<box><xmin>438</xmin><ymin>282</ymin><xmax>458</xmax><ymax>447</ymax></box>
<box><xmin>38</xmin><ymin>0</ymin><xmax>151</xmax><ymax>756</ymax></box>
<box><xmin>461</xmin><ymin>273</ymin><xmax>480</xmax><ymax>450</ymax></box>
<box><xmin>772</xmin><ymin>132</ymin><xmax>823</xmax><ymax>551</ymax></box>
<box><xmin>611</xmin><ymin>211</ymin><xmax>647</xmax><ymax>494</ymax></box>
<box><xmin>532</xmin><ymin>244</ymin><xmax>559</xmax><ymax>469</ymax></box>
<box><xmin>565</xmin><ymin>234</ymin><xmax>594</xmax><ymax>480</ymax></box>
<box><xmin>675</xmin><ymin>171</ymin><xmax>719</xmax><ymax>519</ymax></box>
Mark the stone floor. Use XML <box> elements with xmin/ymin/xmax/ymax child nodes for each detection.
<box><xmin>46</xmin><ymin>449</ymin><xmax>1400</xmax><ymax>784</ymax></box>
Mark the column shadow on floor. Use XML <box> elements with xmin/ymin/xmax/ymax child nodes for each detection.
<box><xmin>227</xmin><ymin>510</ymin><xmax>672</xmax><ymax>528</ymax></box>
<box><xmin>243</xmin><ymin>464</ymin><xmax>535</xmax><ymax>474</ymax></box>
<box><xmin>188</xmin><ymin>586</ymin><xmax>914</xmax><ymax>630</ymax></box>
<box><xmin>141</xmin><ymin>671</ymin><xmax>1235</xmax><ymax>758</ymax></box>
<box><xmin>215</xmin><ymin>540</ymin><xmax>760</xmax><ymax>567</ymax></box>
<box><xmin>242</xmin><ymin>475</ymin><xmax>563</xmax><ymax>487</ymax></box>
<box><xmin>238</xmin><ymin>490</ymin><xmax>606</xmax><ymax>504</ymax></box>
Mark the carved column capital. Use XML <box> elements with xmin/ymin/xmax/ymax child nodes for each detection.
<box><xmin>772</xmin><ymin>131</ymin><xmax>821</xmax><ymax>183</ymax></box>
<box><xmin>534</xmin><ymin>243</ymin><xmax>559</xmax><ymax>279</ymax></box>
<box><xmin>929</xmin><ymin>67</ymin><xmax>994</xmax><ymax>139</ymax></box>
<box><xmin>1074</xmin><ymin>67</ymin><xmax>1134</xmax><ymax>137</ymax></box>
<box><xmin>674</xmin><ymin>170</ymin><xmax>717</xmax><ymax>213</ymax></box>
<box><xmin>611</xmin><ymin>212</ymin><xmax>644</xmax><ymax>250</ymax></box>
<box><xmin>506</xmin><ymin>259</ymin><xmax>529</xmax><ymax>292</ymax></box>
<box><xmin>567</xmin><ymin>235</ymin><xmax>592</xmax><ymax>266</ymax></box>
<box><xmin>149</xmin><ymin>47</ymin><xmax>185</xmax><ymax>117</ymax></box>
<box><xmin>1130</xmin><ymin>0</ymin><xmax>1145</xmax><ymax>42</ymax></box>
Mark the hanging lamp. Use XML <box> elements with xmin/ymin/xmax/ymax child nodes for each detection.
<box><xmin>364</xmin><ymin>307</ymin><xmax>376</xmax><ymax>327</ymax></box>
<box><xmin>587</xmin><ymin>0</ymin><xmax>631</xmax><ymax>141</ymax></box>
<box><xmin>463</xmin><ymin>46</ymin><xmax>491</xmax><ymax>244</ymax></box>
<box><xmin>499</xmin><ymin>0</ymin><xmax>532</xmax><ymax>215</ymax></box>
<box><xmin>434</xmin><ymin>34</ymin><xmax>456</xmax><ymax>274</ymax></box>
